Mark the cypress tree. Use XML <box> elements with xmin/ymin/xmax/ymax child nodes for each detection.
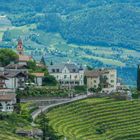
<box><xmin>137</xmin><ymin>65</ymin><xmax>140</xmax><ymax>91</ymax></box>
<box><xmin>40</xmin><ymin>56</ymin><xmax>46</xmax><ymax>66</ymax></box>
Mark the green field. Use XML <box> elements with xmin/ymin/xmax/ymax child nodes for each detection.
<box><xmin>47</xmin><ymin>98</ymin><xmax>140</xmax><ymax>140</ymax></box>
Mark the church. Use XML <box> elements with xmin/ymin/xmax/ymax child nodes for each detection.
<box><xmin>16</xmin><ymin>39</ymin><xmax>33</xmax><ymax>65</ymax></box>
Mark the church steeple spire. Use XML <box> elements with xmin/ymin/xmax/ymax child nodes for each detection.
<box><xmin>17</xmin><ymin>38</ymin><xmax>24</xmax><ymax>55</ymax></box>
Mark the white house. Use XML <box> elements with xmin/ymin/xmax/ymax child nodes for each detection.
<box><xmin>48</xmin><ymin>63</ymin><xmax>84</xmax><ymax>87</ymax></box>
<box><xmin>0</xmin><ymin>93</ymin><xmax>16</xmax><ymax>112</ymax></box>
<box><xmin>85</xmin><ymin>69</ymin><xmax>117</xmax><ymax>93</ymax></box>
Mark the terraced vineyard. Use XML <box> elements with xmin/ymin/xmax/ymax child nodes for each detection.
<box><xmin>47</xmin><ymin>98</ymin><xmax>140</xmax><ymax>140</ymax></box>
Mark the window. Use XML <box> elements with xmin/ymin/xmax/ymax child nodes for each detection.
<box><xmin>111</xmin><ymin>74</ymin><xmax>114</xmax><ymax>77</ymax></box>
<box><xmin>57</xmin><ymin>69</ymin><xmax>59</xmax><ymax>73</ymax></box>
<box><xmin>73</xmin><ymin>69</ymin><xmax>76</xmax><ymax>73</ymax></box>
<box><xmin>52</xmin><ymin>69</ymin><xmax>55</xmax><ymax>73</ymax></box>
<box><xmin>64</xmin><ymin>75</ymin><xmax>67</xmax><ymax>79</ymax></box>
<box><xmin>6</xmin><ymin>104</ymin><xmax>11</xmax><ymax>110</ymax></box>
<box><xmin>94</xmin><ymin>80</ymin><xmax>97</xmax><ymax>83</ymax></box>
<box><xmin>75</xmin><ymin>81</ymin><xmax>79</xmax><ymax>85</ymax></box>
<box><xmin>70</xmin><ymin>75</ymin><xmax>71</xmax><ymax>79</ymax></box>
<box><xmin>111</xmin><ymin>80</ymin><xmax>114</xmax><ymax>83</ymax></box>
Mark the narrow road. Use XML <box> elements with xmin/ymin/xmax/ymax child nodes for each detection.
<box><xmin>32</xmin><ymin>95</ymin><xmax>87</xmax><ymax>120</ymax></box>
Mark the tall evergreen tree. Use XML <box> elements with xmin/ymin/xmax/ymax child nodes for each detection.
<box><xmin>40</xmin><ymin>56</ymin><xmax>46</xmax><ymax>66</ymax></box>
<box><xmin>137</xmin><ymin>65</ymin><xmax>140</xmax><ymax>91</ymax></box>
<box><xmin>50</xmin><ymin>60</ymin><xmax>53</xmax><ymax>65</ymax></box>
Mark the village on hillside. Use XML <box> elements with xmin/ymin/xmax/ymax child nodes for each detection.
<box><xmin>0</xmin><ymin>39</ymin><xmax>137</xmax><ymax>139</ymax></box>
<box><xmin>0</xmin><ymin>39</ymin><xmax>132</xmax><ymax>113</ymax></box>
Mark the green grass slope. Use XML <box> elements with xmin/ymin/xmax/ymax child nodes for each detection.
<box><xmin>47</xmin><ymin>98</ymin><xmax>140</xmax><ymax>140</ymax></box>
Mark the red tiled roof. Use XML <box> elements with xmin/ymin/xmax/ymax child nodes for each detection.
<box><xmin>0</xmin><ymin>94</ymin><xmax>16</xmax><ymax>101</ymax></box>
<box><xmin>31</xmin><ymin>73</ymin><xmax>45</xmax><ymax>77</ymax></box>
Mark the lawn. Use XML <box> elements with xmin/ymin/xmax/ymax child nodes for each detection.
<box><xmin>47</xmin><ymin>98</ymin><xmax>140</xmax><ymax>140</ymax></box>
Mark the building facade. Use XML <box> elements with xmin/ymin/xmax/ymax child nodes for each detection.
<box><xmin>0</xmin><ymin>93</ymin><xmax>16</xmax><ymax>112</ymax></box>
<box><xmin>0</xmin><ymin>66</ymin><xmax>28</xmax><ymax>89</ymax></box>
<box><xmin>48</xmin><ymin>63</ymin><xmax>84</xmax><ymax>87</ymax></box>
<box><xmin>85</xmin><ymin>69</ymin><xmax>117</xmax><ymax>93</ymax></box>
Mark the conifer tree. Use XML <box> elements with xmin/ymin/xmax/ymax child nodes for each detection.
<box><xmin>40</xmin><ymin>56</ymin><xmax>46</xmax><ymax>66</ymax></box>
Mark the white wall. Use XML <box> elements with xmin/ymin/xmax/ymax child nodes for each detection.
<box><xmin>50</xmin><ymin>68</ymin><xmax>84</xmax><ymax>86</ymax></box>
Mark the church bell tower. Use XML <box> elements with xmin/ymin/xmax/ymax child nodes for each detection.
<box><xmin>17</xmin><ymin>38</ymin><xmax>24</xmax><ymax>55</ymax></box>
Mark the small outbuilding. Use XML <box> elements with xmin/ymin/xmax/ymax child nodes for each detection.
<box><xmin>31</xmin><ymin>73</ymin><xmax>45</xmax><ymax>86</ymax></box>
<box><xmin>0</xmin><ymin>93</ymin><xmax>16</xmax><ymax>112</ymax></box>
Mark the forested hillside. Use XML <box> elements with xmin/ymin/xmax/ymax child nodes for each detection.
<box><xmin>0</xmin><ymin>0</ymin><xmax>139</xmax><ymax>49</ymax></box>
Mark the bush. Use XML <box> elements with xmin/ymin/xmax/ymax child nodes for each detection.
<box><xmin>43</xmin><ymin>75</ymin><xmax>58</xmax><ymax>86</ymax></box>
<box><xmin>74</xmin><ymin>86</ymin><xmax>87</xmax><ymax>94</ymax></box>
<box><xmin>21</xmin><ymin>87</ymin><xmax>69</xmax><ymax>98</ymax></box>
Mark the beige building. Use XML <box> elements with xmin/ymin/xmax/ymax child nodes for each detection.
<box><xmin>48</xmin><ymin>63</ymin><xmax>84</xmax><ymax>87</ymax></box>
<box><xmin>85</xmin><ymin>69</ymin><xmax>117</xmax><ymax>93</ymax></box>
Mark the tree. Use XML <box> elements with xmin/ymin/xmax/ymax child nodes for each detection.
<box><xmin>87</xmin><ymin>66</ymin><xmax>94</xmax><ymax>70</ymax></box>
<box><xmin>39</xmin><ymin>112</ymin><xmax>49</xmax><ymax>140</ymax></box>
<box><xmin>0</xmin><ymin>48</ymin><xmax>18</xmax><ymax>66</ymax></box>
<box><xmin>43</xmin><ymin>75</ymin><xmax>57</xmax><ymax>86</ymax></box>
<box><xmin>38</xmin><ymin>112</ymin><xmax>61</xmax><ymax>140</ymax></box>
<box><xmin>27</xmin><ymin>60</ymin><xmax>36</xmax><ymax>70</ymax></box>
<box><xmin>50</xmin><ymin>60</ymin><xmax>53</xmax><ymax>65</ymax></box>
<box><xmin>40</xmin><ymin>56</ymin><xmax>46</xmax><ymax>66</ymax></box>
<box><xmin>137</xmin><ymin>65</ymin><xmax>140</xmax><ymax>91</ymax></box>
